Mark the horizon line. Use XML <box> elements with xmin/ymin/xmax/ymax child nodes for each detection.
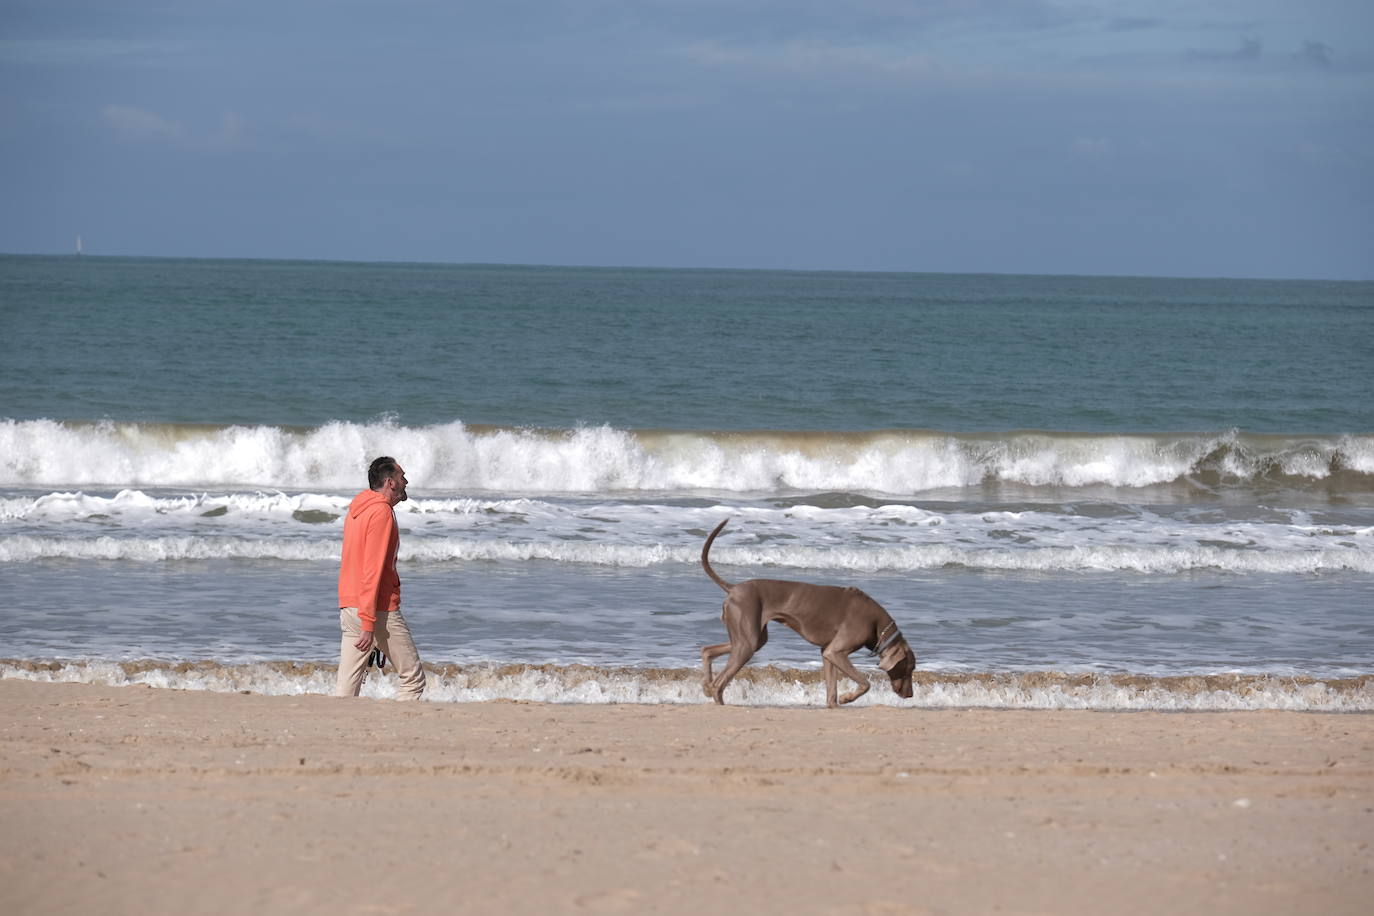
<box><xmin>0</xmin><ymin>249</ymin><xmax>1368</xmax><ymax>285</ymax></box>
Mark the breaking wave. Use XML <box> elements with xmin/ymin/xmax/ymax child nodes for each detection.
<box><xmin>3</xmin><ymin>419</ymin><xmax>1372</xmax><ymax>496</ymax></box>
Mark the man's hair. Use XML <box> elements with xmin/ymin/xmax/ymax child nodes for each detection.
<box><xmin>368</xmin><ymin>456</ymin><xmax>400</xmax><ymax>490</ymax></box>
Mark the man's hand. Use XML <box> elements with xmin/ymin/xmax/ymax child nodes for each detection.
<box><xmin>353</xmin><ymin>630</ymin><xmax>374</xmax><ymax>653</ymax></box>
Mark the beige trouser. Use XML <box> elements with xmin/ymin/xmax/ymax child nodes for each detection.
<box><xmin>334</xmin><ymin>607</ymin><xmax>426</xmax><ymax>700</ymax></box>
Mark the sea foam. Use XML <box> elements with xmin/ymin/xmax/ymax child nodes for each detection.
<box><xmin>3</xmin><ymin>483</ymin><xmax>1370</xmax><ymax>574</ymax></box>
<box><xmin>4</xmin><ymin>660</ymin><xmax>1370</xmax><ymax>711</ymax></box>
<box><xmin>2</xmin><ymin>419</ymin><xmax>1371</xmax><ymax>496</ymax></box>
<box><xmin>3</xmin><ymin>532</ymin><xmax>1370</xmax><ymax>574</ymax></box>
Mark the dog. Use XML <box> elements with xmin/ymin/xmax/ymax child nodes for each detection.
<box><xmin>699</xmin><ymin>518</ymin><xmax>916</xmax><ymax>707</ymax></box>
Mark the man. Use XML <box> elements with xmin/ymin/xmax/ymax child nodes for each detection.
<box><xmin>334</xmin><ymin>456</ymin><xmax>426</xmax><ymax>699</ymax></box>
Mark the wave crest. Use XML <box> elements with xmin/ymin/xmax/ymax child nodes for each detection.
<box><xmin>2</xmin><ymin>419</ymin><xmax>1372</xmax><ymax>496</ymax></box>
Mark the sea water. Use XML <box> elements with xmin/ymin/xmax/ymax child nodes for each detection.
<box><xmin>2</xmin><ymin>256</ymin><xmax>1371</xmax><ymax>708</ymax></box>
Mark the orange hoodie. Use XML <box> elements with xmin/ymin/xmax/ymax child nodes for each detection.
<box><xmin>337</xmin><ymin>489</ymin><xmax>400</xmax><ymax>631</ymax></box>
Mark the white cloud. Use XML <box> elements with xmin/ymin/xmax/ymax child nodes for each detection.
<box><xmin>101</xmin><ymin>106</ymin><xmax>257</xmax><ymax>150</ymax></box>
<box><xmin>212</xmin><ymin>112</ymin><xmax>249</xmax><ymax>148</ymax></box>
<box><xmin>1071</xmin><ymin>136</ymin><xmax>1113</xmax><ymax>159</ymax></box>
<box><xmin>682</xmin><ymin>39</ymin><xmax>941</xmax><ymax>80</ymax></box>
<box><xmin>0</xmin><ymin>38</ymin><xmax>169</xmax><ymax>67</ymax></box>
<box><xmin>101</xmin><ymin>105</ymin><xmax>184</xmax><ymax>142</ymax></box>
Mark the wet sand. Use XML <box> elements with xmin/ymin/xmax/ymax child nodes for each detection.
<box><xmin>1</xmin><ymin>679</ymin><xmax>1370</xmax><ymax>915</ymax></box>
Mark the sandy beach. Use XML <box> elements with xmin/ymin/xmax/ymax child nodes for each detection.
<box><xmin>1</xmin><ymin>680</ymin><xmax>1370</xmax><ymax>915</ymax></box>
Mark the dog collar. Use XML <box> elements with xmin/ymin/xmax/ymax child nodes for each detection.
<box><xmin>872</xmin><ymin>621</ymin><xmax>902</xmax><ymax>656</ymax></box>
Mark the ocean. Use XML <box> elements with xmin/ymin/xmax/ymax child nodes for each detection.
<box><xmin>2</xmin><ymin>255</ymin><xmax>1372</xmax><ymax>709</ymax></box>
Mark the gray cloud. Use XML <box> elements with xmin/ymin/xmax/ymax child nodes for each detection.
<box><xmin>1186</xmin><ymin>37</ymin><xmax>1262</xmax><ymax>62</ymax></box>
<box><xmin>1106</xmin><ymin>17</ymin><xmax>1163</xmax><ymax>32</ymax></box>
<box><xmin>1295</xmin><ymin>41</ymin><xmax>1334</xmax><ymax>68</ymax></box>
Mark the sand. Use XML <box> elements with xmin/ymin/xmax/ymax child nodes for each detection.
<box><xmin>1</xmin><ymin>680</ymin><xmax>1370</xmax><ymax>915</ymax></box>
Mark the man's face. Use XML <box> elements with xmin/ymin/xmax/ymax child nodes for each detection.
<box><xmin>385</xmin><ymin>466</ymin><xmax>409</xmax><ymax>505</ymax></box>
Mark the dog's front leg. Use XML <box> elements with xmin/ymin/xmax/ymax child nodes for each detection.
<box><xmin>823</xmin><ymin>648</ymin><xmax>871</xmax><ymax>706</ymax></box>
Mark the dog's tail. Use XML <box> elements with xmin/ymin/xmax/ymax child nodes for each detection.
<box><xmin>701</xmin><ymin>518</ymin><xmax>733</xmax><ymax>593</ymax></box>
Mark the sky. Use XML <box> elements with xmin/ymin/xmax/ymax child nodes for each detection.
<box><xmin>2</xmin><ymin>1</ymin><xmax>1372</xmax><ymax>279</ymax></box>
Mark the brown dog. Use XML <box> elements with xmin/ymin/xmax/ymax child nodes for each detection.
<box><xmin>699</xmin><ymin>518</ymin><xmax>916</xmax><ymax>707</ymax></box>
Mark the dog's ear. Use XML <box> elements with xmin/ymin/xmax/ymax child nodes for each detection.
<box><xmin>878</xmin><ymin>640</ymin><xmax>910</xmax><ymax>672</ymax></box>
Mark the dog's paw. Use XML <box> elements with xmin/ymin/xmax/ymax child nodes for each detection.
<box><xmin>838</xmin><ymin>687</ymin><xmax>870</xmax><ymax>705</ymax></box>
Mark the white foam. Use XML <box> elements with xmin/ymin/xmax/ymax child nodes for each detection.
<box><xmin>3</xmin><ymin>531</ymin><xmax>1370</xmax><ymax>573</ymax></box>
<box><xmin>5</xmin><ymin>662</ymin><xmax>1370</xmax><ymax>711</ymax></box>
<box><xmin>3</xmin><ymin>488</ymin><xmax>1371</xmax><ymax>574</ymax></box>
<box><xmin>3</xmin><ymin>419</ymin><xmax>1371</xmax><ymax>495</ymax></box>
<box><xmin>0</xmin><ymin>535</ymin><xmax>338</xmax><ymax>562</ymax></box>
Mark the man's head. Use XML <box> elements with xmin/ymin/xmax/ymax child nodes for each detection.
<box><xmin>368</xmin><ymin>456</ymin><xmax>409</xmax><ymax>505</ymax></box>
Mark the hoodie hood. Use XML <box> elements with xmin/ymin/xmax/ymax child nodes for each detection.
<box><xmin>348</xmin><ymin>488</ymin><xmax>390</xmax><ymax>519</ymax></box>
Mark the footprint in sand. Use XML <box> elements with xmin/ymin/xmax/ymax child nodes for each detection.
<box><xmin>572</xmin><ymin>887</ymin><xmax>641</xmax><ymax>912</ymax></box>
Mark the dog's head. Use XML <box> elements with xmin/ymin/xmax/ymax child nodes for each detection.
<box><xmin>877</xmin><ymin>637</ymin><xmax>916</xmax><ymax>699</ymax></box>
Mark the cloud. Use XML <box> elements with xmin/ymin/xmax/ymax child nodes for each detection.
<box><xmin>0</xmin><ymin>38</ymin><xmax>169</xmax><ymax>67</ymax></box>
<box><xmin>1106</xmin><ymin>18</ymin><xmax>1162</xmax><ymax>33</ymax></box>
<box><xmin>1070</xmin><ymin>136</ymin><xmax>1112</xmax><ymax>159</ymax></box>
<box><xmin>1295</xmin><ymin>41</ymin><xmax>1333</xmax><ymax>68</ymax></box>
<box><xmin>1296</xmin><ymin>141</ymin><xmax>1356</xmax><ymax>166</ymax></box>
<box><xmin>100</xmin><ymin>105</ymin><xmax>253</xmax><ymax>150</ymax></box>
<box><xmin>101</xmin><ymin>104</ymin><xmax>184</xmax><ymax>141</ymax></box>
<box><xmin>681</xmin><ymin>39</ymin><xmax>941</xmax><ymax>80</ymax></box>
<box><xmin>212</xmin><ymin>112</ymin><xmax>248</xmax><ymax>148</ymax></box>
<box><xmin>1186</xmin><ymin>37</ymin><xmax>1262</xmax><ymax>62</ymax></box>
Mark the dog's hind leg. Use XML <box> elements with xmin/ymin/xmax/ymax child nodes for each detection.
<box><xmin>701</xmin><ymin>595</ymin><xmax>740</xmax><ymax>696</ymax></box>
<box><xmin>700</xmin><ymin>642</ymin><xmax>732</xmax><ymax>697</ymax></box>
<box><xmin>709</xmin><ymin>641</ymin><xmax>760</xmax><ymax>705</ymax></box>
<box><xmin>708</xmin><ymin>606</ymin><xmax>769</xmax><ymax>705</ymax></box>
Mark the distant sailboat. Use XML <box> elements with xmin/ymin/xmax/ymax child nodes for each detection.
<box><xmin>76</xmin><ymin>235</ymin><xmax>83</xmax><ymax>256</ymax></box>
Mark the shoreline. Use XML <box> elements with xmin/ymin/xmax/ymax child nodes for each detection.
<box><xmin>5</xmin><ymin>659</ymin><xmax>1372</xmax><ymax>712</ymax></box>
<box><xmin>3</xmin><ymin>680</ymin><xmax>1371</xmax><ymax>914</ymax></box>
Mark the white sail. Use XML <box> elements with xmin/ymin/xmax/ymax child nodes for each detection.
<box><xmin>76</xmin><ymin>235</ymin><xmax>83</xmax><ymax>255</ymax></box>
